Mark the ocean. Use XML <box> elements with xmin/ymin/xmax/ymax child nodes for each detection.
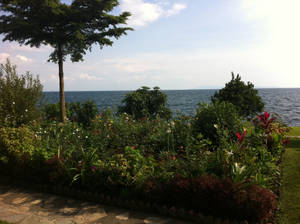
<box><xmin>43</xmin><ymin>88</ymin><xmax>300</xmax><ymax>126</ymax></box>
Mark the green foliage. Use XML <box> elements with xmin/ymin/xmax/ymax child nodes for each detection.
<box><xmin>0</xmin><ymin>126</ymin><xmax>36</xmax><ymax>161</ymax></box>
<box><xmin>192</xmin><ymin>101</ymin><xmax>243</xmax><ymax>149</ymax></box>
<box><xmin>0</xmin><ymin>0</ymin><xmax>133</xmax><ymax>63</ymax></box>
<box><xmin>211</xmin><ymin>72</ymin><xmax>264</xmax><ymax>118</ymax></box>
<box><xmin>69</xmin><ymin>100</ymin><xmax>98</xmax><ymax>127</ymax></box>
<box><xmin>0</xmin><ymin>108</ymin><xmax>287</xmax><ymax>224</ymax></box>
<box><xmin>43</xmin><ymin>100</ymin><xmax>98</xmax><ymax>127</ymax></box>
<box><xmin>118</xmin><ymin>86</ymin><xmax>172</xmax><ymax>120</ymax></box>
<box><xmin>43</xmin><ymin>103</ymin><xmax>65</xmax><ymax>121</ymax></box>
<box><xmin>0</xmin><ymin>0</ymin><xmax>133</xmax><ymax>122</ymax></box>
<box><xmin>144</xmin><ymin>176</ymin><xmax>277</xmax><ymax>223</ymax></box>
<box><xmin>0</xmin><ymin>59</ymin><xmax>43</xmax><ymax>127</ymax></box>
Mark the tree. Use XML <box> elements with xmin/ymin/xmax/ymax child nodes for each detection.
<box><xmin>0</xmin><ymin>59</ymin><xmax>43</xmax><ymax>127</ymax></box>
<box><xmin>0</xmin><ymin>0</ymin><xmax>132</xmax><ymax>122</ymax></box>
<box><xmin>211</xmin><ymin>72</ymin><xmax>264</xmax><ymax>118</ymax></box>
<box><xmin>118</xmin><ymin>86</ymin><xmax>172</xmax><ymax>120</ymax></box>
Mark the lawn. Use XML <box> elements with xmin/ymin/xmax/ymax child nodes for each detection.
<box><xmin>287</xmin><ymin>126</ymin><xmax>300</xmax><ymax>136</ymax></box>
<box><xmin>279</xmin><ymin>129</ymin><xmax>300</xmax><ymax>224</ymax></box>
<box><xmin>0</xmin><ymin>221</ymin><xmax>12</xmax><ymax>224</ymax></box>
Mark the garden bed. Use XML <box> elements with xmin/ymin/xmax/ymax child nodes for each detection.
<box><xmin>0</xmin><ymin>110</ymin><xmax>289</xmax><ymax>223</ymax></box>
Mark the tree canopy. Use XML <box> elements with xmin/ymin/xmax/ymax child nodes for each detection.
<box><xmin>211</xmin><ymin>72</ymin><xmax>264</xmax><ymax>118</ymax></box>
<box><xmin>118</xmin><ymin>86</ymin><xmax>172</xmax><ymax>120</ymax></box>
<box><xmin>0</xmin><ymin>0</ymin><xmax>133</xmax><ymax>122</ymax></box>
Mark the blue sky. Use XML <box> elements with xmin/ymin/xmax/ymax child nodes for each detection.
<box><xmin>1</xmin><ymin>0</ymin><xmax>300</xmax><ymax>91</ymax></box>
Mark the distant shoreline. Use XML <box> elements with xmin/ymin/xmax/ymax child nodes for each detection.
<box><xmin>43</xmin><ymin>87</ymin><xmax>300</xmax><ymax>92</ymax></box>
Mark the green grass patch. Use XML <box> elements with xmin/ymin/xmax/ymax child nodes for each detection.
<box><xmin>288</xmin><ymin>126</ymin><xmax>300</xmax><ymax>136</ymax></box>
<box><xmin>0</xmin><ymin>221</ymin><xmax>12</xmax><ymax>224</ymax></box>
<box><xmin>279</xmin><ymin>136</ymin><xmax>300</xmax><ymax>224</ymax></box>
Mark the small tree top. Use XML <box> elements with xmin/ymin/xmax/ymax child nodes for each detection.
<box><xmin>0</xmin><ymin>0</ymin><xmax>133</xmax><ymax>62</ymax></box>
<box><xmin>118</xmin><ymin>86</ymin><xmax>172</xmax><ymax>120</ymax></box>
<box><xmin>211</xmin><ymin>72</ymin><xmax>264</xmax><ymax>118</ymax></box>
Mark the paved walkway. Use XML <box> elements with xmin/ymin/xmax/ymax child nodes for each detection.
<box><xmin>0</xmin><ymin>184</ymin><xmax>191</xmax><ymax>224</ymax></box>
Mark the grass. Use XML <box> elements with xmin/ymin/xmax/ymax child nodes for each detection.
<box><xmin>287</xmin><ymin>126</ymin><xmax>300</xmax><ymax>136</ymax></box>
<box><xmin>279</xmin><ymin>128</ymin><xmax>300</xmax><ymax>224</ymax></box>
<box><xmin>0</xmin><ymin>221</ymin><xmax>12</xmax><ymax>224</ymax></box>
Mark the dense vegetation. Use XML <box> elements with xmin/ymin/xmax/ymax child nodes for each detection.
<box><xmin>0</xmin><ymin>59</ymin><xmax>43</xmax><ymax>127</ymax></box>
<box><xmin>118</xmin><ymin>86</ymin><xmax>172</xmax><ymax>120</ymax></box>
<box><xmin>212</xmin><ymin>72</ymin><xmax>264</xmax><ymax>118</ymax></box>
<box><xmin>0</xmin><ymin>61</ymin><xmax>290</xmax><ymax>223</ymax></box>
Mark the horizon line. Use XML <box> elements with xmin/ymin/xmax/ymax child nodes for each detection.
<box><xmin>42</xmin><ymin>87</ymin><xmax>300</xmax><ymax>92</ymax></box>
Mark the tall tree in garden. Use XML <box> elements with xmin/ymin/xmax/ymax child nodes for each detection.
<box><xmin>0</xmin><ymin>0</ymin><xmax>132</xmax><ymax>122</ymax></box>
<box><xmin>211</xmin><ymin>72</ymin><xmax>264</xmax><ymax>118</ymax></box>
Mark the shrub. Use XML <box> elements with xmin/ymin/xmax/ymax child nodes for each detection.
<box><xmin>43</xmin><ymin>100</ymin><xmax>98</xmax><ymax>127</ymax></box>
<box><xmin>68</xmin><ymin>100</ymin><xmax>98</xmax><ymax>127</ymax></box>
<box><xmin>252</xmin><ymin>111</ymin><xmax>289</xmax><ymax>157</ymax></box>
<box><xmin>118</xmin><ymin>86</ymin><xmax>172</xmax><ymax>120</ymax></box>
<box><xmin>211</xmin><ymin>72</ymin><xmax>264</xmax><ymax>118</ymax></box>
<box><xmin>192</xmin><ymin>101</ymin><xmax>243</xmax><ymax>149</ymax></box>
<box><xmin>0</xmin><ymin>59</ymin><xmax>43</xmax><ymax>127</ymax></box>
<box><xmin>0</xmin><ymin>126</ymin><xmax>36</xmax><ymax>158</ymax></box>
<box><xmin>144</xmin><ymin>175</ymin><xmax>277</xmax><ymax>223</ymax></box>
<box><xmin>43</xmin><ymin>103</ymin><xmax>63</xmax><ymax>121</ymax></box>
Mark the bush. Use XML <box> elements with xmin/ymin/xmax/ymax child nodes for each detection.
<box><xmin>43</xmin><ymin>100</ymin><xmax>98</xmax><ymax>127</ymax></box>
<box><xmin>192</xmin><ymin>101</ymin><xmax>243</xmax><ymax>149</ymax></box>
<box><xmin>0</xmin><ymin>126</ymin><xmax>36</xmax><ymax>165</ymax></box>
<box><xmin>0</xmin><ymin>59</ymin><xmax>43</xmax><ymax>127</ymax></box>
<box><xmin>211</xmin><ymin>72</ymin><xmax>264</xmax><ymax>118</ymax></box>
<box><xmin>251</xmin><ymin>111</ymin><xmax>289</xmax><ymax>157</ymax></box>
<box><xmin>68</xmin><ymin>100</ymin><xmax>98</xmax><ymax>127</ymax></box>
<box><xmin>118</xmin><ymin>86</ymin><xmax>172</xmax><ymax>120</ymax></box>
<box><xmin>144</xmin><ymin>175</ymin><xmax>277</xmax><ymax>223</ymax></box>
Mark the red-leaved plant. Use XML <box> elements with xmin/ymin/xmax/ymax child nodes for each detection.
<box><xmin>257</xmin><ymin>112</ymin><xmax>276</xmax><ymax>134</ymax></box>
<box><xmin>236</xmin><ymin>130</ymin><xmax>247</xmax><ymax>144</ymax></box>
<box><xmin>254</xmin><ymin>111</ymin><xmax>290</xmax><ymax>153</ymax></box>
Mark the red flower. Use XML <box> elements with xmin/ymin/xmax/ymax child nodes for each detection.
<box><xmin>237</xmin><ymin>130</ymin><xmax>247</xmax><ymax>144</ymax></box>
<box><xmin>169</xmin><ymin>155</ymin><xmax>176</xmax><ymax>160</ymax></box>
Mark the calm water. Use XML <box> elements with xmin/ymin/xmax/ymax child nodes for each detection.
<box><xmin>43</xmin><ymin>89</ymin><xmax>300</xmax><ymax>126</ymax></box>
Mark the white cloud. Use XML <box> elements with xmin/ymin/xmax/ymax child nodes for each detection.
<box><xmin>240</xmin><ymin>0</ymin><xmax>300</xmax><ymax>79</ymax></box>
<box><xmin>120</xmin><ymin>0</ymin><xmax>186</xmax><ymax>27</ymax></box>
<box><xmin>103</xmin><ymin>58</ymin><xmax>159</xmax><ymax>73</ymax></box>
<box><xmin>0</xmin><ymin>53</ymin><xmax>10</xmax><ymax>63</ymax></box>
<box><xmin>165</xmin><ymin>3</ymin><xmax>186</xmax><ymax>17</ymax></box>
<box><xmin>121</xmin><ymin>0</ymin><xmax>163</xmax><ymax>27</ymax></box>
<box><xmin>79</xmin><ymin>73</ymin><xmax>103</xmax><ymax>81</ymax></box>
<box><xmin>16</xmin><ymin>54</ymin><xmax>32</xmax><ymax>63</ymax></box>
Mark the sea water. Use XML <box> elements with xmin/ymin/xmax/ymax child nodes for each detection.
<box><xmin>43</xmin><ymin>88</ymin><xmax>300</xmax><ymax>126</ymax></box>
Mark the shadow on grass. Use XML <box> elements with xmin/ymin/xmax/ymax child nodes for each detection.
<box><xmin>287</xmin><ymin>138</ymin><xmax>300</xmax><ymax>149</ymax></box>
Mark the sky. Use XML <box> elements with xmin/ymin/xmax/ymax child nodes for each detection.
<box><xmin>1</xmin><ymin>0</ymin><xmax>300</xmax><ymax>91</ymax></box>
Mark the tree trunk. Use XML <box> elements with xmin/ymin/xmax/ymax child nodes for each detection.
<box><xmin>58</xmin><ymin>43</ymin><xmax>66</xmax><ymax>123</ymax></box>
